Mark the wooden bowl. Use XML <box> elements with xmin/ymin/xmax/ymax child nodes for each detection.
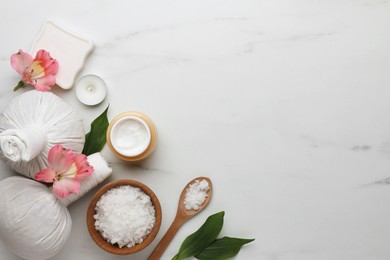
<box><xmin>86</xmin><ymin>179</ymin><xmax>162</xmax><ymax>255</ymax></box>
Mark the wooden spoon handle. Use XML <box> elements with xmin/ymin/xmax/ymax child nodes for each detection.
<box><xmin>148</xmin><ymin>214</ymin><xmax>186</xmax><ymax>260</ymax></box>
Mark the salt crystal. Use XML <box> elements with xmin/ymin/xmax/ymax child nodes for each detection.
<box><xmin>94</xmin><ymin>185</ymin><xmax>156</xmax><ymax>248</ymax></box>
<box><xmin>184</xmin><ymin>179</ymin><xmax>210</xmax><ymax>211</ymax></box>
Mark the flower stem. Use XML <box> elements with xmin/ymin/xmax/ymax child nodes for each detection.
<box><xmin>13</xmin><ymin>80</ymin><xmax>25</xmax><ymax>91</ymax></box>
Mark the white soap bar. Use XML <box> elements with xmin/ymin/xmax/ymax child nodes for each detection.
<box><xmin>30</xmin><ymin>21</ymin><xmax>94</xmax><ymax>89</ymax></box>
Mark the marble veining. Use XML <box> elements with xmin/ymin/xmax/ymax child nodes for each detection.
<box><xmin>0</xmin><ymin>0</ymin><xmax>390</xmax><ymax>259</ymax></box>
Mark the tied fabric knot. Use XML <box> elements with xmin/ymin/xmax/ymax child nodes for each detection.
<box><xmin>0</xmin><ymin>127</ymin><xmax>47</xmax><ymax>162</ymax></box>
<box><xmin>0</xmin><ymin>91</ymin><xmax>85</xmax><ymax>178</ymax></box>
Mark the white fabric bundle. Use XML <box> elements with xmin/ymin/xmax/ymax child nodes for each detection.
<box><xmin>0</xmin><ymin>153</ymin><xmax>112</xmax><ymax>260</ymax></box>
<box><xmin>58</xmin><ymin>153</ymin><xmax>113</xmax><ymax>206</ymax></box>
<box><xmin>0</xmin><ymin>176</ymin><xmax>71</xmax><ymax>260</ymax></box>
<box><xmin>0</xmin><ymin>90</ymin><xmax>85</xmax><ymax>178</ymax></box>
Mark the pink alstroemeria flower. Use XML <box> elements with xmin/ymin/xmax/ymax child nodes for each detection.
<box><xmin>10</xmin><ymin>49</ymin><xmax>59</xmax><ymax>92</ymax></box>
<box><xmin>35</xmin><ymin>145</ymin><xmax>94</xmax><ymax>198</ymax></box>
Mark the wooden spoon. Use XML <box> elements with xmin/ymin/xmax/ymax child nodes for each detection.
<box><xmin>148</xmin><ymin>176</ymin><xmax>213</xmax><ymax>260</ymax></box>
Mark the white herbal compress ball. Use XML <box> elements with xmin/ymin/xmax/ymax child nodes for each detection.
<box><xmin>0</xmin><ymin>176</ymin><xmax>71</xmax><ymax>260</ymax></box>
<box><xmin>0</xmin><ymin>90</ymin><xmax>85</xmax><ymax>178</ymax></box>
<box><xmin>0</xmin><ymin>153</ymin><xmax>112</xmax><ymax>260</ymax></box>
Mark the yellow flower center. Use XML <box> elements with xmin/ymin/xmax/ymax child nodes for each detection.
<box><xmin>60</xmin><ymin>163</ymin><xmax>78</xmax><ymax>179</ymax></box>
<box><xmin>29</xmin><ymin>61</ymin><xmax>45</xmax><ymax>79</ymax></box>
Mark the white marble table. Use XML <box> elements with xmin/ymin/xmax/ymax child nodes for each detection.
<box><xmin>1</xmin><ymin>0</ymin><xmax>390</xmax><ymax>259</ymax></box>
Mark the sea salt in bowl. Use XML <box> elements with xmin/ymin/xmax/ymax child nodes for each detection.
<box><xmin>87</xmin><ymin>179</ymin><xmax>162</xmax><ymax>255</ymax></box>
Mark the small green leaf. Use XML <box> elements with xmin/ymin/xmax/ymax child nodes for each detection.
<box><xmin>173</xmin><ymin>211</ymin><xmax>225</xmax><ymax>260</ymax></box>
<box><xmin>195</xmin><ymin>237</ymin><xmax>255</xmax><ymax>260</ymax></box>
<box><xmin>13</xmin><ymin>80</ymin><xmax>25</xmax><ymax>91</ymax></box>
<box><xmin>82</xmin><ymin>106</ymin><xmax>109</xmax><ymax>156</ymax></box>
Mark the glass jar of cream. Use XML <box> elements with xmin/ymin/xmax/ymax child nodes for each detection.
<box><xmin>106</xmin><ymin>112</ymin><xmax>157</xmax><ymax>161</ymax></box>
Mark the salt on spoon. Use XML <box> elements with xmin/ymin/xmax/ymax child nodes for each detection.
<box><xmin>148</xmin><ymin>177</ymin><xmax>212</xmax><ymax>260</ymax></box>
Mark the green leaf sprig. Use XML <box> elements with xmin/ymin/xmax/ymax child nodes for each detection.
<box><xmin>173</xmin><ymin>211</ymin><xmax>254</xmax><ymax>260</ymax></box>
<box><xmin>173</xmin><ymin>212</ymin><xmax>224</xmax><ymax>260</ymax></box>
<box><xmin>195</xmin><ymin>237</ymin><xmax>255</xmax><ymax>260</ymax></box>
<box><xmin>82</xmin><ymin>106</ymin><xmax>109</xmax><ymax>156</ymax></box>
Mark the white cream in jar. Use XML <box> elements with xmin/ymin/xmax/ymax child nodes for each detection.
<box><xmin>110</xmin><ymin>116</ymin><xmax>151</xmax><ymax>157</ymax></box>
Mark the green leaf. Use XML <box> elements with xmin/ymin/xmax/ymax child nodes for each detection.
<box><xmin>13</xmin><ymin>80</ymin><xmax>25</xmax><ymax>91</ymax></box>
<box><xmin>195</xmin><ymin>237</ymin><xmax>255</xmax><ymax>260</ymax></box>
<box><xmin>173</xmin><ymin>211</ymin><xmax>225</xmax><ymax>260</ymax></box>
<box><xmin>82</xmin><ymin>106</ymin><xmax>109</xmax><ymax>156</ymax></box>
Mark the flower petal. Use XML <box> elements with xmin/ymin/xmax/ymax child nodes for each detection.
<box><xmin>35</xmin><ymin>49</ymin><xmax>51</xmax><ymax>61</ymax></box>
<box><xmin>34</xmin><ymin>168</ymin><xmax>57</xmax><ymax>183</ymax></box>
<box><xmin>10</xmin><ymin>50</ymin><xmax>33</xmax><ymax>77</ymax></box>
<box><xmin>48</xmin><ymin>144</ymin><xmax>74</xmax><ymax>173</ymax></box>
<box><xmin>53</xmin><ymin>178</ymin><xmax>80</xmax><ymax>198</ymax></box>
<box><xmin>33</xmin><ymin>74</ymin><xmax>56</xmax><ymax>91</ymax></box>
<box><xmin>35</xmin><ymin>49</ymin><xmax>58</xmax><ymax>75</ymax></box>
<box><xmin>74</xmin><ymin>154</ymin><xmax>94</xmax><ymax>178</ymax></box>
<box><xmin>43</xmin><ymin>58</ymin><xmax>59</xmax><ymax>76</ymax></box>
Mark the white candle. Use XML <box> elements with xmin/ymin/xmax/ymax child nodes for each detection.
<box><xmin>75</xmin><ymin>74</ymin><xmax>107</xmax><ymax>106</ymax></box>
